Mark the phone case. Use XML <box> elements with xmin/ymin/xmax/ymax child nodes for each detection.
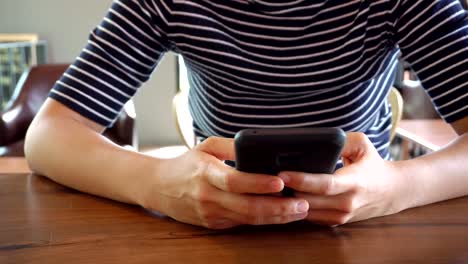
<box><xmin>235</xmin><ymin>127</ymin><xmax>346</xmax><ymax>175</ymax></box>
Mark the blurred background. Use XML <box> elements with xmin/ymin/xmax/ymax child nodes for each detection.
<box><xmin>0</xmin><ymin>0</ymin><xmax>180</xmax><ymax>147</ymax></box>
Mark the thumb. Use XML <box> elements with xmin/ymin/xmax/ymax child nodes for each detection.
<box><xmin>195</xmin><ymin>136</ymin><xmax>235</xmax><ymax>161</ymax></box>
<box><xmin>341</xmin><ymin>132</ymin><xmax>375</xmax><ymax>164</ymax></box>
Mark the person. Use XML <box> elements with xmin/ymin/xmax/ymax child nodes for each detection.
<box><xmin>25</xmin><ymin>0</ymin><xmax>468</xmax><ymax>229</ymax></box>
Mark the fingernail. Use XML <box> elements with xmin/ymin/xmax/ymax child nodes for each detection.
<box><xmin>279</xmin><ymin>173</ymin><xmax>290</xmax><ymax>184</ymax></box>
<box><xmin>296</xmin><ymin>201</ymin><xmax>309</xmax><ymax>213</ymax></box>
<box><xmin>269</xmin><ymin>179</ymin><xmax>283</xmax><ymax>190</ymax></box>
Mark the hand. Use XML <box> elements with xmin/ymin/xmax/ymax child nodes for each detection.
<box><xmin>278</xmin><ymin>132</ymin><xmax>406</xmax><ymax>226</ymax></box>
<box><xmin>142</xmin><ymin>137</ymin><xmax>310</xmax><ymax>229</ymax></box>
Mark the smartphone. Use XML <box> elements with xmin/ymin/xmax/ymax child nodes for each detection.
<box><xmin>234</xmin><ymin>127</ymin><xmax>346</xmax><ymax>195</ymax></box>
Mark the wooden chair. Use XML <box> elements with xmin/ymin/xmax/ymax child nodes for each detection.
<box><xmin>0</xmin><ymin>64</ymin><xmax>137</xmax><ymax>156</ymax></box>
<box><xmin>141</xmin><ymin>89</ymin><xmax>192</xmax><ymax>159</ymax></box>
<box><xmin>172</xmin><ymin>89</ymin><xmax>196</xmax><ymax>149</ymax></box>
<box><xmin>388</xmin><ymin>87</ymin><xmax>404</xmax><ymax>142</ymax></box>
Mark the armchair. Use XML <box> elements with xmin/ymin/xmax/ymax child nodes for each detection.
<box><xmin>0</xmin><ymin>64</ymin><xmax>137</xmax><ymax>157</ymax></box>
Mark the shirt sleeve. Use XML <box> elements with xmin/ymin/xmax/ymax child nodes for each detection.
<box><xmin>395</xmin><ymin>0</ymin><xmax>468</xmax><ymax>123</ymax></box>
<box><xmin>49</xmin><ymin>0</ymin><xmax>172</xmax><ymax>127</ymax></box>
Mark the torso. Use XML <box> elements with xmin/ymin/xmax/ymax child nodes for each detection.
<box><xmin>161</xmin><ymin>0</ymin><xmax>403</xmax><ymax>159</ymax></box>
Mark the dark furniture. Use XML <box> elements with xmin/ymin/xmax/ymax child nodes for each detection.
<box><xmin>1</xmin><ymin>172</ymin><xmax>468</xmax><ymax>264</ymax></box>
<box><xmin>0</xmin><ymin>64</ymin><xmax>137</xmax><ymax>156</ymax></box>
<box><xmin>394</xmin><ymin>62</ymin><xmax>440</xmax><ymax>120</ymax></box>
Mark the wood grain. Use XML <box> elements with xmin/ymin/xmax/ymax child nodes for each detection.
<box><xmin>1</xmin><ymin>173</ymin><xmax>468</xmax><ymax>264</ymax></box>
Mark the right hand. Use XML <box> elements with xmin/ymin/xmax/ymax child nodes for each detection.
<box><xmin>141</xmin><ymin>137</ymin><xmax>310</xmax><ymax>229</ymax></box>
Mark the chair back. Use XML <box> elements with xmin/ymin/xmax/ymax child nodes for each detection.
<box><xmin>388</xmin><ymin>87</ymin><xmax>404</xmax><ymax>141</ymax></box>
<box><xmin>0</xmin><ymin>64</ymin><xmax>137</xmax><ymax>156</ymax></box>
<box><xmin>173</xmin><ymin>90</ymin><xmax>196</xmax><ymax>149</ymax></box>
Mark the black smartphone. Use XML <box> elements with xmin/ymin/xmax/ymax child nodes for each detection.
<box><xmin>234</xmin><ymin>127</ymin><xmax>346</xmax><ymax>195</ymax></box>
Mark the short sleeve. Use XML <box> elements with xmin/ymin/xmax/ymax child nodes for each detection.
<box><xmin>49</xmin><ymin>0</ymin><xmax>172</xmax><ymax>127</ymax></box>
<box><xmin>395</xmin><ymin>0</ymin><xmax>468</xmax><ymax>123</ymax></box>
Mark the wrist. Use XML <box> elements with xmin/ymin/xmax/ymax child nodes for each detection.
<box><xmin>131</xmin><ymin>153</ymin><xmax>167</xmax><ymax>210</ymax></box>
<box><xmin>387</xmin><ymin>160</ymin><xmax>411</xmax><ymax>213</ymax></box>
<box><xmin>390</xmin><ymin>158</ymin><xmax>430</xmax><ymax>212</ymax></box>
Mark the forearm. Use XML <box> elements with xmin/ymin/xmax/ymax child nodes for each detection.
<box><xmin>395</xmin><ymin>133</ymin><xmax>468</xmax><ymax>209</ymax></box>
<box><xmin>25</xmin><ymin>114</ymin><xmax>161</xmax><ymax>206</ymax></box>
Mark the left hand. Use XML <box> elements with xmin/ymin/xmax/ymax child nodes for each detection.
<box><xmin>278</xmin><ymin>132</ymin><xmax>407</xmax><ymax>226</ymax></box>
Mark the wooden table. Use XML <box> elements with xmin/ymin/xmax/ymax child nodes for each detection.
<box><xmin>396</xmin><ymin>119</ymin><xmax>458</xmax><ymax>151</ymax></box>
<box><xmin>2</xmin><ymin>172</ymin><xmax>468</xmax><ymax>264</ymax></box>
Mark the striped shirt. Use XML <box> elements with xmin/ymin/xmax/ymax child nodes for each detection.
<box><xmin>49</xmin><ymin>0</ymin><xmax>468</xmax><ymax>160</ymax></box>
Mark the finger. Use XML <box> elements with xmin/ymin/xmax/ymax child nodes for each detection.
<box><xmin>213</xmin><ymin>188</ymin><xmax>310</xmax><ymax>218</ymax></box>
<box><xmin>341</xmin><ymin>132</ymin><xmax>377</xmax><ymax>162</ymax></box>
<box><xmin>198</xmin><ymin>207</ymin><xmax>241</xmax><ymax>229</ymax></box>
<box><xmin>278</xmin><ymin>172</ymin><xmax>354</xmax><ymax>195</ymax></box>
<box><xmin>206</xmin><ymin>163</ymin><xmax>284</xmax><ymax>194</ymax></box>
<box><xmin>244</xmin><ymin>212</ymin><xmax>309</xmax><ymax>225</ymax></box>
<box><xmin>196</xmin><ymin>136</ymin><xmax>235</xmax><ymax>161</ymax></box>
<box><xmin>306</xmin><ymin>209</ymin><xmax>351</xmax><ymax>226</ymax></box>
<box><xmin>295</xmin><ymin>192</ymin><xmax>357</xmax><ymax>213</ymax></box>
<box><xmin>211</xmin><ymin>206</ymin><xmax>308</xmax><ymax>226</ymax></box>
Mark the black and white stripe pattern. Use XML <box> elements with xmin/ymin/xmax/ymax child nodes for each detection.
<box><xmin>50</xmin><ymin>0</ymin><xmax>468</xmax><ymax>160</ymax></box>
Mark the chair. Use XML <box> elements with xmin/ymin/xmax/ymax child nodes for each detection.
<box><xmin>399</xmin><ymin>80</ymin><xmax>439</xmax><ymax>120</ymax></box>
<box><xmin>388</xmin><ymin>87</ymin><xmax>404</xmax><ymax>141</ymax></box>
<box><xmin>0</xmin><ymin>64</ymin><xmax>137</xmax><ymax>157</ymax></box>
<box><xmin>394</xmin><ymin>61</ymin><xmax>439</xmax><ymax>120</ymax></box>
<box><xmin>172</xmin><ymin>89</ymin><xmax>196</xmax><ymax>149</ymax></box>
<box><xmin>139</xmin><ymin>89</ymin><xmax>192</xmax><ymax>159</ymax></box>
